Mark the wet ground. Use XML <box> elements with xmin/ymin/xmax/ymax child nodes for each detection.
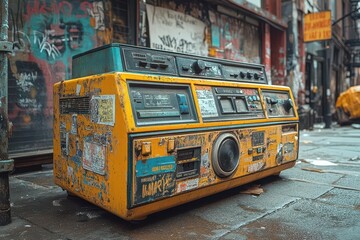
<box><xmin>2</xmin><ymin>124</ymin><xmax>360</xmax><ymax>240</ymax></box>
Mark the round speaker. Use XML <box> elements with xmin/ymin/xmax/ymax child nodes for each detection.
<box><xmin>212</xmin><ymin>133</ymin><xmax>240</xmax><ymax>178</ymax></box>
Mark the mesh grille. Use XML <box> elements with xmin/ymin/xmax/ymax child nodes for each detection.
<box><xmin>59</xmin><ymin>96</ymin><xmax>90</xmax><ymax>114</ymax></box>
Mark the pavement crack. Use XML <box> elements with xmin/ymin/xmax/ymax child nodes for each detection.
<box><xmin>210</xmin><ymin>198</ymin><xmax>300</xmax><ymax>240</ymax></box>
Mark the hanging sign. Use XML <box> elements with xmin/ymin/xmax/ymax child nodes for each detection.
<box><xmin>304</xmin><ymin>11</ymin><xmax>331</xmax><ymax>42</ymax></box>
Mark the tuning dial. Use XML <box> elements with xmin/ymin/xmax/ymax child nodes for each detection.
<box><xmin>283</xmin><ymin>99</ymin><xmax>293</xmax><ymax>112</ymax></box>
<box><xmin>193</xmin><ymin>60</ymin><xmax>206</xmax><ymax>73</ymax></box>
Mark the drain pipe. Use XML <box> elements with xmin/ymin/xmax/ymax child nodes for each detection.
<box><xmin>0</xmin><ymin>0</ymin><xmax>14</xmax><ymax>226</ymax></box>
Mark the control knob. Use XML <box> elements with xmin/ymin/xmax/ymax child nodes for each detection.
<box><xmin>193</xmin><ymin>60</ymin><xmax>206</xmax><ymax>73</ymax></box>
<box><xmin>254</xmin><ymin>73</ymin><xmax>259</xmax><ymax>80</ymax></box>
<box><xmin>246</xmin><ymin>72</ymin><xmax>253</xmax><ymax>79</ymax></box>
<box><xmin>240</xmin><ymin>71</ymin><xmax>246</xmax><ymax>78</ymax></box>
<box><xmin>283</xmin><ymin>99</ymin><xmax>293</xmax><ymax>112</ymax></box>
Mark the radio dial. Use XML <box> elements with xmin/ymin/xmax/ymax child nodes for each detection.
<box><xmin>193</xmin><ymin>60</ymin><xmax>206</xmax><ymax>73</ymax></box>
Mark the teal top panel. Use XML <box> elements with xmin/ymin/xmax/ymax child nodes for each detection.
<box><xmin>72</xmin><ymin>44</ymin><xmax>123</xmax><ymax>79</ymax></box>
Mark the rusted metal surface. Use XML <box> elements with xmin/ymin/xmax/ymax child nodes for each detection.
<box><xmin>0</xmin><ymin>0</ymin><xmax>14</xmax><ymax>226</ymax></box>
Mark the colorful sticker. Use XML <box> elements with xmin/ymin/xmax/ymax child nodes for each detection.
<box><xmin>90</xmin><ymin>95</ymin><xmax>115</xmax><ymax>126</ymax></box>
<box><xmin>83</xmin><ymin>140</ymin><xmax>106</xmax><ymax>175</ymax></box>
<box><xmin>136</xmin><ymin>156</ymin><xmax>176</xmax><ymax>177</ymax></box>
<box><xmin>177</xmin><ymin>178</ymin><xmax>199</xmax><ymax>193</ymax></box>
<box><xmin>135</xmin><ymin>172</ymin><xmax>176</xmax><ymax>205</ymax></box>
<box><xmin>196</xmin><ymin>87</ymin><xmax>218</xmax><ymax>118</ymax></box>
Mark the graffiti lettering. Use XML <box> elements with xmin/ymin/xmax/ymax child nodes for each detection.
<box><xmin>33</xmin><ymin>30</ymin><xmax>62</xmax><ymax>60</ymax></box>
<box><xmin>141</xmin><ymin>173</ymin><xmax>173</xmax><ymax>198</ymax></box>
<box><xmin>159</xmin><ymin>35</ymin><xmax>177</xmax><ymax>49</ymax></box>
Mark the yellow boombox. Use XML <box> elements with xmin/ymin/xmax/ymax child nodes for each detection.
<box><xmin>53</xmin><ymin>44</ymin><xmax>299</xmax><ymax>220</ymax></box>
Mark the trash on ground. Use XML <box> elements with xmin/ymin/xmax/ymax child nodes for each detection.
<box><xmin>301</xmin><ymin>159</ymin><xmax>337</xmax><ymax>166</ymax></box>
<box><xmin>352</xmin><ymin>124</ymin><xmax>360</xmax><ymax>129</ymax></box>
<box><xmin>240</xmin><ymin>185</ymin><xmax>264</xmax><ymax>196</ymax></box>
<box><xmin>301</xmin><ymin>167</ymin><xmax>325</xmax><ymax>173</ymax></box>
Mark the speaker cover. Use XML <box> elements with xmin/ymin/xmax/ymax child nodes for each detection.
<box><xmin>212</xmin><ymin>133</ymin><xmax>240</xmax><ymax>178</ymax></box>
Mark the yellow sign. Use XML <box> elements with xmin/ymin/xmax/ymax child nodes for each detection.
<box><xmin>304</xmin><ymin>11</ymin><xmax>331</xmax><ymax>42</ymax></box>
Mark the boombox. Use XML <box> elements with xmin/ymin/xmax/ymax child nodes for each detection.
<box><xmin>53</xmin><ymin>44</ymin><xmax>299</xmax><ymax>220</ymax></box>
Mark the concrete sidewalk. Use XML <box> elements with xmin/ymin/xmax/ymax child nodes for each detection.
<box><xmin>2</xmin><ymin>124</ymin><xmax>360</xmax><ymax>240</ymax></box>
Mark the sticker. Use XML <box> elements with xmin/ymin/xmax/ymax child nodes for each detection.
<box><xmin>177</xmin><ymin>178</ymin><xmax>199</xmax><ymax>193</ymax></box>
<box><xmin>200</xmin><ymin>152</ymin><xmax>210</xmax><ymax>176</ymax></box>
<box><xmin>83</xmin><ymin>140</ymin><xmax>106</xmax><ymax>175</ymax></box>
<box><xmin>71</xmin><ymin>114</ymin><xmax>77</xmax><ymax>135</ymax></box>
<box><xmin>76</xmin><ymin>84</ymin><xmax>81</xmax><ymax>95</ymax></box>
<box><xmin>135</xmin><ymin>172</ymin><xmax>176</xmax><ymax>205</ymax></box>
<box><xmin>196</xmin><ymin>87</ymin><xmax>218</xmax><ymax>118</ymax></box>
<box><xmin>248</xmin><ymin>161</ymin><xmax>265</xmax><ymax>173</ymax></box>
<box><xmin>60</xmin><ymin>122</ymin><xmax>69</xmax><ymax>156</ymax></box>
<box><xmin>90</xmin><ymin>95</ymin><xmax>115</xmax><ymax>126</ymax></box>
<box><xmin>136</xmin><ymin>156</ymin><xmax>176</xmax><ymax>177</ymax></box>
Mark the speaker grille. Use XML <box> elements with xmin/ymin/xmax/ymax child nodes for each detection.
<box><xmin>59</xmin><ymin>96</ymin><xmax>90</xmax><ymax>114</ymax></box>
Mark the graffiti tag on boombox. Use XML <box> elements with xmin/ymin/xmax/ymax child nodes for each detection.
<box><xmin>135</xmin><ymin>172</ymin><xmax>176</xmax><ymax>204</ymax></box>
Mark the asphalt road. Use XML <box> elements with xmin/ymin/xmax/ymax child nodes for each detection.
<box><xmin>2</xmin><ymin>124</ymin><xmax>360</xmax><ymax>240</ymax></box>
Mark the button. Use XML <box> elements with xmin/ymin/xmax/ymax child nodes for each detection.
<box><xmin>167</xmin><ymin>138</ymin><xmax>175</xmax><ymax>153</ymax></box>
<box><xmin>257</xmin><ymin>147</ymin><xmax>262</xmax><ymax>154</ymax></box>
<box><xmin>141</xmin><ymin>142</ymin><xmax>151</xmax><ymax>155</ymax></box>
<box><xmin>246</xmin><ymin>72</ymin><xmax>252</xmax><ymax>79</ymax></box>
<box><xmin>139</xmin><ymin>61</ymin><xmax>147</xmax><ymax>67</ymax></box>
<box><xmin>240</xmin><ymin>71</ymin><xmax>246</xmax><ymax>78</ymax></box>
<box><xmin>177</xmin><ymin>94</ymin><xmax>189</xmax><ymax>114</ymax></box>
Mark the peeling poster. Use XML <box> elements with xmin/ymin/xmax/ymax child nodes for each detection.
<box><xmin>83</xmin><ymin>140</ymin><xmax>106</xmax><ymax>175</ymax></box>
<box><xmin>90</xmin><ymin>95</ymin><xmax>115</xmax><ymax>126</ymax></box>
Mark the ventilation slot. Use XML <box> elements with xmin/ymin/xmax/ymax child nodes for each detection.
<box><xmin>60</xmin><ymin>96</ymin><xmax>90</xmax><ymax>114</ymax></box>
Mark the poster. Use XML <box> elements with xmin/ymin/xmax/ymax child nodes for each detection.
<box><xmin>146</xmin><ymin>4</ymin><xmax>208</xmax><ymax>56</ymax></box>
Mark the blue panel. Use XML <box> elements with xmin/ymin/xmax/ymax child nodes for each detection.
<box><xmin>136</xmin><ymin>156</ymin><xmax>176</xmax><ymax>177</ymax></box>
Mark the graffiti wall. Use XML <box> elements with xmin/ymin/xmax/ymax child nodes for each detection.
<box><xmin>140</xmin><ymin>0</ymin><xmax>261</xmax><ymax>64</ymax></box>
<box><xmin>8</xmin><ymin>0</ymin><xmax>112</xmax><ymax>154</ymax></box>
